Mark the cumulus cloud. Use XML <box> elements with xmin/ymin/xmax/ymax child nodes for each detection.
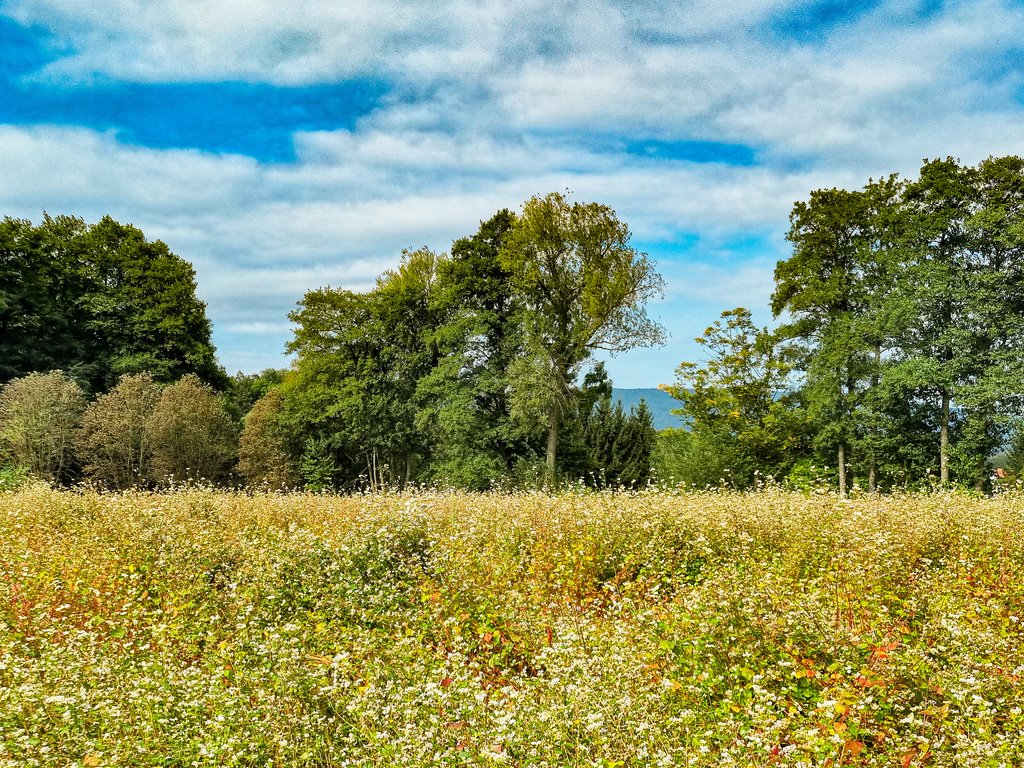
<box><xmin>3</xmin><ymin>0</ymin><xmax>1024</xmax><ymax>383</ymax></box>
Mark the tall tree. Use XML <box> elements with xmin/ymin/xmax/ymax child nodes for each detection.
<box><xmin>499</xmin><ymin>192</ymin><xmax>665</xmax><ymax>481</ymax></box>
<box><xmin>82</xmin><ymin>217</ymin><xmax>226</xmax><ymax>390</ymax></box>
<box><xmin>773</xmin><ymin>186</ymin><xmax>880</xmax><ymax>495</ymax></box>
<box><xmin>0</xmin><ymin>216</ymin><xmax>95</xmax><ymax>384</ymax></box>
<box><xmin>0</xmin><ymin>215</ymin><xmax>225</xmax><ymax>393</ymax></box>
<box><xmin>284</xmin><ymin>248</ymin><xmax>442</xmax><ymax>489</ymax></box>
<box><xmin>954</xmin><ymin>156</ymin><xmax>1024</xmax><ymax>486</ymax></box>
<box><xmin>770</xmin><ymin>178</ymin><xmax>909</xmax><ymax>495</ymax></box>
<box><xmin>415</xmin><ymin>210</ymin><xmax>533</xmax><ymax>487</ymax></box>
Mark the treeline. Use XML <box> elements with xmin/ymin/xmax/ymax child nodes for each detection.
<box><xmin>272</xmin><ymin>192</ymin><xmax>662</xmax><ymax>490</ymax></box>
<box><xmin>7</xmin><ymin>158</ymin><xmax>1024</xmax><ymax>494</ymax></box>
<box><xmin>0</xmin><ymin>195</ymin><xmax>662</xmax><ymax>490</ymax></box>
<box><xmin>660</xmin><ymin>155</ymin><xmax>1024</xmax><ymax>492</ymax></box>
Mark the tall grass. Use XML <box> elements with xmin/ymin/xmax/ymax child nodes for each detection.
<box><xmin>2</xmin><ymin>485</ymin><xmax>1023</xmax><ymax>766</ymax></box>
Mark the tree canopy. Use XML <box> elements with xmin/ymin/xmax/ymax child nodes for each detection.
<box><xmin>665</xmin><ymin>155</ymin><xmax>1024</xmax><ymax>492</ymax></box>
<box><xmin>0</xmin><ymin>214</ymin><xmax>225</xmax><ymax>393</ymax></box>
<box><xmin>498</xmin><ymin>192</ymin><xmax>665</xmax><ymax>479</ymax></box>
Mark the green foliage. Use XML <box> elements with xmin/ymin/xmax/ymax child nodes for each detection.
<box><xmin>145</xmin><ymin>374</ymin><xmax>237</xmax><ymax>484</ymax></box>
<box><xmin>415</xmin><ymin>211</ymin><xmax>541</xmax><ymax>487</ymax></box>
<box><xmin>284</xmin><ymin>248</ymin><xmax>442</xmax><ymax>489</ymax></box>
<box><xmin>299</xmin><ymin>438</ymin><xmax>337</xmax><ymax>491</ymax></box>
<box><xmin>0</xmin><ymin>371</ymin><xmax>86</xmax><ymax>483</ymax></box>
<box><xmin>0</xmin><ymin>463</ymin><xmax>30</xmax><ymax>491</ymax></box>
<box><xmin>760</xmin><ymin>156</ymin><xmax>1024</xmax><ymax>491</ymax></box>
<box><xmin>783</xmin><ymin>458</ymin><xmax>833</xmax><ymax>492</ymax></box>
<box><xmin>500</xmin><ymin>192</ymin><xmax>665</xmax><ymax>478</ymax></box>
<box><xmin>0</xmin><ymin>215</ymin><xmax>225</xmax><ymax>393</ymax></box>
<box><xmin>574</xmin><ymin>394</ymin><xmax>657</xmax><ymax>488</ymax></box>
<box><xmin>663</xmin><ymin>308</ymin><xmax>808</xmax><ymax>487</ymax></box>
<box><xmin>225</xmin><ymin>368</ymin><xmax>288</xmax><ymax>424</ymax></box>
<box><xmin>284</xmin><ymin>197</ymin><xmax>664</xmax><ymax>491</ymax></box>
<box><xmin>82</xmin><ymin>217</ymin><xmax>227</xmax><ymax>390</ymax></box>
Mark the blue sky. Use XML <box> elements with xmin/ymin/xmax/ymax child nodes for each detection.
<box><xmin>2</xmin><ymin>0</ymin><xmax>1023</xmax><ymax>387</ymax></box>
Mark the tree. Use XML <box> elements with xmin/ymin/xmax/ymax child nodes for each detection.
<box><xmin>663</xmin><ymin>308</ymin><xmax>808</xmax><ymax>487</ymax></box>
<box><xmin>237</xmin><ymin>389</ymin><xmax>298</xmax><ymax>488</ymax></box>
<box><xmin>415</xmin><ymin>210</ymin><xmax>536</xmax><ymax>488</ymax></box>
<box><xmin>0</xmin><ymin>371</ymin><xmax>86</xmax><ymax>483</ymax></box>
<box><xmin>82</xmin><ymin>217</ymin><xmax>226</xmax><ymax>390</ymax></box>
<box><xmin>499</xmin><ymin>192</ymin><xmax>665</xmax><ymax>480</ymax></box>
<box><xmin>580</xmin><ymin>395</ymin><xmax>656</xmax><ymax>488</ymax></box>
<box><xmin>952</xmin><ymin>156</ymin><xmax>1024</xmax><ymax>486</ymax></box>
<box><xmin>0</xmin><ymin>216</ymin><xmax>96</xmax><ymax>385</ymax></box>
<box><xmin>146</xmin><ymin>374</ymin><xmax>237</xmax><ymax>484</ymax></box>
<box><xmin>284</xmin><ymin>248</ymin><xmax>442</xmax><ymax>489</ymax></box>
<box><xmin>774</xmin><ymin>186</ymin><xmax>876</xmax><ymax>496</ymax></box>
<box><xmin>885</xmin><ymin>159</ymin><xmax>977</xmax><ymax>487</ymax></box>
<box><xmin>226</xmin><ymin>368</ymin><xmax>289</xmax><ymax>424</ymax></box>
<box><xmin>0</xmin><ymin>215</ymin><xmax>226</xmax><ymax>393</ymax></box>
<box><xmin>78</xmin><ymin>373</ymin><xmax>162</xmax><ymax>488</ymax></box>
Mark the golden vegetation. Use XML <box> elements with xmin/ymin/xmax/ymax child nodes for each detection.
<box><xmin>2</xmin><ymin>486</ymin><xmax>1023</xmax><ymax>766</ymax></box>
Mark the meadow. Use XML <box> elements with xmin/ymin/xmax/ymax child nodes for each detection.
<box><xmin>1</xmin><ymin>486</ymin><xmax>1023</xmax><ymax>767</ymax></box>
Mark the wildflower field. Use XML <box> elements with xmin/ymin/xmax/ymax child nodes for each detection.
<box><xmin>2</xmin><ymin>487</ymin><xmax>1023</xmax><ymax>767</ymax></box>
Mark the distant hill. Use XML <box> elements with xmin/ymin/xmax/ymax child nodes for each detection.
<box><xmin>612</xmin><ymin>388</ymin><xmax>684</xmax><ymax>431</ymax></box>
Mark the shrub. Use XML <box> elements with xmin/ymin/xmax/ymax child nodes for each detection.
<box><xmin>146</xmin><ymin>374</ymin><xmax>237</xmax><ymax>484</ymax></box>
<box><xmin>0</xmin><ymin>370</ymin><xmax>85</xmax><ymax>483</ymax></box>
<box><xmin>77</xmin><ymin>373</ymin><xmax>162</xmax><ymax>488</ymax></box>
<box><xmin>237</xmin><ymin>389</ymin><xmax>297</xmax><ymax>488</ymax></box>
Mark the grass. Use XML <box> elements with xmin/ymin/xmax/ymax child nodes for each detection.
<box><xmin>1</xmin><ymin>485</ymin><xmax>1024</xmax><ymax>766</ymax></box>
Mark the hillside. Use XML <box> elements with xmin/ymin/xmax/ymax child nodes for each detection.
<box><xmin>612</xmin><ymin>387</ymin><xmax>683</xmax><ymax>431</ymax></box>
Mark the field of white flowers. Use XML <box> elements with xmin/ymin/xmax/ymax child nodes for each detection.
<box><xmin>1</xmin><ymin>486</ymin><xmax>1023</xmax><ymax>767</ymax></box>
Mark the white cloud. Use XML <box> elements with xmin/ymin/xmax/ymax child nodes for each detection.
<box><xmin>5</xmin><ymin>0</ymin><xmax>1024</xmax><ymax>382</ymax></box>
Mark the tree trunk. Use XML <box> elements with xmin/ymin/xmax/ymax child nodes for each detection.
<box><xmin>868</xmin><ymin>342</ymin><xmax>880</xmax><ymax>493</ymax></box>
<box><xmin>545</xmin><ymin>407</ymin><xmax>559</xmax><ymax>487</ymax></box>
<box><xmin>939</xmin><ymin>391</ymin><xmax>950</xmax><ymax>486</ymax></box>
<box><xmin>837</xmin><ymin>441</ymin><xmax>847</xmax><ymax>498</ymax></box>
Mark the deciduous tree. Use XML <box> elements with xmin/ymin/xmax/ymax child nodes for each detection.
<box><xmin>237</xmin><ymin>389</ymin><xmax>298</xmax><ymax>488</ymax></box>
<box><xmin>499</xmin><ymin>192</ymin><xmax>664</xmax><ymax>480</ymax></box>
<box><xmin>146</xmin><ymin>374</ymin><xmax>237</xmax><ymax>484</ymax></box>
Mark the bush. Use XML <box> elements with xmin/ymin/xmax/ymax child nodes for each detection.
<box><xmin>237</xmin><ymin>389</ymin><xmax>297</xmax><ymax>488</ymax></box>
<box><xmin>0</xmin><ymin>370</ymin><xmax>85</xmax><ymax>483</ymax></box>
<box><xmin>77</xmin><ymin>373</ymin><xmax>162</xmax><ymax>488</ymax></box>
<box><xmin>146</xmin><ymin>374</ymin><xmax>237</xmax><ymax>484</ymax></box>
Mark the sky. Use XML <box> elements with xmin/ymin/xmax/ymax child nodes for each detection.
<box><xmin>2</xmin><ymin>0</ymin><xmax>1023</xmax><ymax>388</ymax></box>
